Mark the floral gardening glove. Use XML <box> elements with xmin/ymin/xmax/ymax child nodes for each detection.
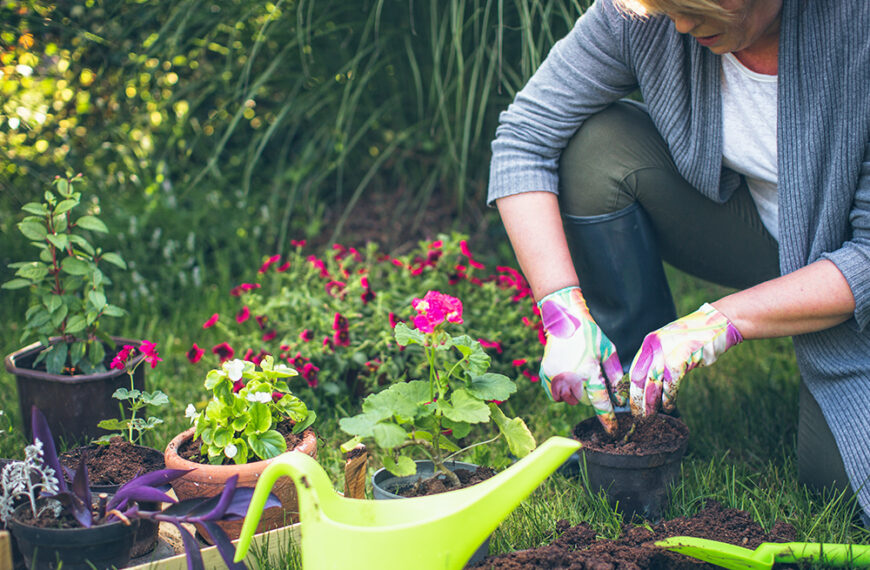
<box><xmin>538</xmin><ymin>287</ymin><xmax>625</xmax><ymax>434</ymax></box>
<box><xmin>629</xmin><ymin>303</ymin><xmax>743</xmax><ymax>416</ymax></box>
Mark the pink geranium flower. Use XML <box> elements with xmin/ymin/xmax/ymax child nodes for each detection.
<box><xmin>259</xmin><ymin>254</ymin><xmax>281</xmax><ymax>273</ymax></box>
<box><xmin>299</xmin><ymin>329</ymin><xmax>313</xmax><ymax>342</ymax></box>
<box><xmin>139</xmin><ymin>340</ymin><xmax>162</xmax><ymax>369</ymax></box>
<box><xmin>212</xmin><ymin>342</ymin><xmax>235</xmax><ymax>363</ymax></box>
<box><xmin>236</xmin><ymin>306</ymin><xmax>250</xmax><ymax>324</ymax></box>
<box><xmin>411</xmin><ymin>291</ymin><xmax>463</xmax><ymax>333</ymax></box>
<box><xmin>202</xmin><ymin>313</ymin><xmax>219</xmax><ymax>328</ymax></box>
<box><xmin>187</xmin><ymin>343</ymin><xmax>205</xmax><ymax>364</ymax></box>
<box><xmin>110</xmin><ymin>345</ymin><xmax>136</xmax><ymax>370</ymax></box>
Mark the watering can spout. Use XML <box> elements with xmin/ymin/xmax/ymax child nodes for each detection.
<box><xmin>234</xmin><ymin>436</ymin><xmax>582</xmax><ymax>568</ymax></box>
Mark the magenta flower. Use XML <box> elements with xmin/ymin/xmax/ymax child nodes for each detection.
<box><xmin>259</xmin><ymin>254</ymin><xmax>281</xmax><ymax>273</ymax></box>
<box><xmin>478</xmin><ymin>338</ymin><xmax>503</xmax><ymax>354</ymax></box>
<box><xmin>459</xmin><ymin>240</ymin><xmax>485</xmax><ymax>270</ymax></box>
<box><xmin>325</xmin><ymin>280</ymin><xmax>346</xmax><ymax>298</ymax></box>
<box><xmin>236</xmin><ymin>306</ymin><xmax>250</xmax><ymax>324</ymax></box>
<box><xmin>276</xmin><ymin>261</ymin><xmax>291</xmax><ymax>272</ymax></box>
<box><xmin>212</xmin><ymin>342</ymin><xmax>235</xmax><ymax>363</ymax></box>
<box><xmin>411</xmin><ymin>290</ymin><xmax>463</xmax><ymax>333</ymax></box>
<box><xmin>290</xmin><ymin>239</ymin><xmax>306</xmax><ymax>247</ymax></box>
<box><xmin>263</xmin><ymin>329</ymin><xmax>277</xmax><ymax>342</ymax></box>
<box><xmin>187</xmin><ymin>343</ymin><xmax>205</xmax><ymax>364</ymax></box>
<box><xmin>299</xmin><ymin>329</ymin><xmax>313</xmax><ymax>342</ymax></box>
<box><xmin>511</xmin><ymin>359</ymin><xmax>527</xmax><ymax>367</ymax></box>
<box><xmin>388</xmin><ymin>312</ymin><xmax>401</xmax><ymax>328</ymax></box>
<box><xmin>139</xmin><ymin>340</ymin><xmax>162</xmax><ymax>369</ymax></box>
<box><xmin>255</xmin><ymin>315</ymin><xmax>268</xmax><ymax>329</ymax></box>
<box><xmin>202</xmin><ymin>313</ymin><xmax>219</xmax><ymax>328</ymax></box>
<box><xmin>110</xmin><ymin>344</ymin><xmax>136</xmax><ymax>370</ymax></box>
<box><xmin>301</xmin><ymin>362</ymin><xmax>319</xmax><ymax>388</ymax></box>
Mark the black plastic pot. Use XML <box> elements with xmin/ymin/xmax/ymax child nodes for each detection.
<box><xmin>4</xmin><ymin>337</ymin><xmax>145</xmax><ymax>444</ymax></box>
<box><xmin>7</xmin><ymin>502</ymin><xmax>137</xmax><ymax>570</ymax></box>
<box><xmin>372</xmin><ymin>459</ymin><xmax>490</xmax><ymax>567</ymax></box>
<box><xmin>0</xmin><ymin>459</ymin><xmax>27</xmax><ymax>570</ymax></box>
<box><xmin>575</xmin><ymin>414</ymin><xmax>688</xmax><ymax>521</ymax></box>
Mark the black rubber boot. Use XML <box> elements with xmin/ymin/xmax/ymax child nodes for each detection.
<box><xmin>563</xmin><ymin>202</ymin><xmax>677</xmax><ymax>373</ymax></box>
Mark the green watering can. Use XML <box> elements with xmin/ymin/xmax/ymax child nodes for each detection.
<box><xmin>234</xmin><ymin>436</ymin><xmax>581</xmax><ymax>569</ymax></box>
<box><xmin>656</xmin><ymin>536</ymin><xmax>870</xmax><ymax>569</ymax></box>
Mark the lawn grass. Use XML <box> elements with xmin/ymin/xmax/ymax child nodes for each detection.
<box><xmin>1</xmin><ymin>257</ymin><xmax>867</xmax><ymax>569</ymax></box>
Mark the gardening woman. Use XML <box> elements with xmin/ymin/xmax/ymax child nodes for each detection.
<box><xmin>488</xmin><ymin>0</ymin><xmax>870</xmax><ymax>526</ymax></box>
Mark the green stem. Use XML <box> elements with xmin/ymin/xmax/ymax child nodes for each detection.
<box><xmin>444</xmin><ymin>434</ymin><xmax>502</xmax><ymax>462</ymax></box>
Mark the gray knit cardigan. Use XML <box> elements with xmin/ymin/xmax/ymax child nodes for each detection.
<box><xmin>488</xmin><ymin>0</ymin><xmax>870</xmax><ymax>516</ymax></box>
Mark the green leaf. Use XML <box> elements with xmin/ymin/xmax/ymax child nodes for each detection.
<box><xmin>45</xmin><ymin>343</ymin><xmax>68</xmax><ymax>375</ymax></box>
<box><xmin>204</xmin><ymin>369</ymin><xmax>227</xmax><ymax>390</ymax></box>
<box><xmin>394</xmin><ymin>322</ymin><xmax>425</xmax><ymax>347</ymax></box>
<box><xmin>22</xmin><ymin>202</ymin><xmax>48</xmax><ymax>216</ymax></box>
<box><xmin>112</xmin><ymin>387</ymin><xmax>140</xmax><ymax>401</ymax></box>
<box><xmin>53</xmin><ymin>214</ymin><xmax>68</xmax><ymax>233</ymax></box>
<box><xmin>249</xmin><ymin>430</ymin><xmax>287</xmax><ymax>460</ymax></box>
<box><xmin>361</xmin><ymin>383</ymin><xmax>420</xmax><ymax>420</ymax></box>
<box><xmin>339</xmin><ymin>436</ymin><xmax>363</xmax><ymax>454</ymax></box>
<box><xmin>489</xmin><ymin>404</ymin><xmax>537</xmax><ymax>458</ymax></box>
<box><xmin>18</xmin><ymin>220</ymin><xmax>47</xmax><ymax>241</ymax></box>
<box><xmin>100</xmin><ymin>252</ymin><xmax>127</xmax><ymax>269</ymax></box>
<box><xmin>451</xmin><ymin>335</ymin><xmax>491</xmax><ymax>377</ymax></box>
<box><xmin>68</xmin><ymin>234</ymin><xmax>94</xmax><ymax>255</ymax></box>
<box><xmin>49</xmin><ymin>304</ymin><xmax>68</xmax><ymax>329</ymax></box>
<box><xmin>142</xmin><ymin>391</ymin><xmax>169</xmax><ymax>406</ymax></box>
<box><xmin>2</xmin><ymin>278</ymin><xmax>32</xmax><ymax>290</ymax></box>
<box><xmin>88</xmin><ymin>290</ymin><xmax>107</xmax><ymax>311</ymax></box>
<box><xmin>247</xmin><ymin>402</ymin><xmax>271</xmax><ymax>433</ymax></box>
<box><xmin>54</xmin><ymin>199</ymin><xmax>78</xmax><ymax>215</ymax></box>
<box><xmin>43</xmin><ymin>294</ymin><xmax>62</xmax><ymax>313</ymax></box>
<box><xmin>69</xmin><ymin>341</ymin><xmax>86</xmax><ymax>367</ymax></box>
<box><xmin>389</xmin><ymin>380</ymin><xmax>432</xmax><ymax>405</ymax></box>
<box><xmin>213</xmin><ymin>426</ymin><xmax>232</xmax><ymax>447</ymax></box>
<box><xmin>45</xmin><ymin>233</ymin><xmax>69</xmax><ymax>250</ymax></box>
<box><xmin>89</xmin><ymin>341</ymin><xmax>105</xmax><ymax>368</ymax></box>
<box><xmin>15</xmin><ymin>262</ymin><xmax>49</xmax><ymax>282</ymax></box>
<box><xmin>439</xmin><ymin>389</ymin><xmax>490</xmax><ymax>424</ymax></box>
<box><xmin>372</xmin><ymin>422</ymin><xmax>408</xmax><ymax>450</ymax></box>
<box><xmin>61</xmin><ymin>257</ymin><xmax>91</xmax><ymax>276</ymax></box>
<box><xmin>54</xmin><ymin>178</ymin><xmax>69</xmax><ymax>195</ymax></box>
<box><xmin>26</xmin><ymin>309</ymin><xmax>51</xmax><ymax>329</ymax></box>
<box><xmin>382</xmin><ymin>455</ymin><xmax>417</xmax><ymax>477</ymax></box>
<box><xmin>75</xmin><ymin>215</ymin><xmax>108</xmax><ymax>233</ymax></box>
<box><xmin>64</xmin><ymin>315</ymin><xmax>87</xmax><ymax>334</ymax></box>
<box><xmin>339</xmin><ymin>413</ymin><xmax>380</xmax><ymax>438</ymax></box>
<box><xmin>101</xmin><ymin>305</ymin><xmax>126</xmax><ymax>317</ymax></box>
<box><xmin>97</xmin><ymin>419</ymin><xmax>128</xmax><ymax>431</ymax></box>
<box><xmin>231</xmin><ymin>439</ymin><xmax>249</xmax><ymax>465</ymax></box>
<box><xmin>292</xmin><ymin>410</ymin><xmax>316</xmax><ymax>434</ymax></box>
<box><xmin>469</xmin><ymin>373</ymin><xmax>518</xmax><ymax>401</ymax></box>
<box><xmin>441</xmin><ymin>418</ymin><xmax>472</xmax><ymax>440</ymax></box>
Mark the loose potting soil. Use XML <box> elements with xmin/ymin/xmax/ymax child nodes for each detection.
<box><xmin>573</xmin><ymin>412</ymin><xmax>688</xmax><ymax>455</ymax></box>
<box><xmin>472</xmin><ymin>500</ymin><xmax>798</xmax><ymax>569</ymax></box>
<box><xmin>394</xmin><ymin>465</ymin><xmax>497</xmax><ymax>497</ymax></box>
<box><xmin>60</xmin><ymin>437</ymin><xmax>165</xmax><ymax>486</ymax></box>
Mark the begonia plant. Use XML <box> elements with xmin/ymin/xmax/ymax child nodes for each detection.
<box><xmin>186</xmin><ymin>355</ymin><xmax>316</xmax><ymax>464</ymax></box>
<box><xmin>339</xmin><ymin>291</ymin><xmax>536</xmax><ymax>484</ymax></box>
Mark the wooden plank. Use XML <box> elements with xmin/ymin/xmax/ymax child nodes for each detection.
<box><xmin>0</xmin><ymin>530</ymin><xmax>12</xmax><ymax>570</ymax></box>
<box><xmin>125</xmin><ymin>523</ymin><xmax>300</xmax><ymax>570</ymax></box>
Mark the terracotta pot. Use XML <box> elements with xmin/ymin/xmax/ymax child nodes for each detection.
<box><xmin>163</xmin><ymin>426</ymin><xmax>317</xmax><ymax>541</ymax></box>
<box><xmin>4</xmin><ymin>337</ymin><xmax>145</xmax><ymax>444</ymax></box>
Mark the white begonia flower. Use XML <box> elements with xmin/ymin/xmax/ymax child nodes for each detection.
<box><xmin>246</xmin><ymin>392</ymin><xmax>273</xmax><ymax>404</ymax></box>
<box><xmin>224</xmin><ymin>443</ymin><xmax>238</xmax><ymax>459</ymax></box>
<box><xmin>224</xmin><ymin>359</ymin><xmax>246</xmax><ymax>382</ymax></box>
<box><xmin>185</xmin><ymin>404</ymin><xmax>197</xmax><ymax>420</ymax></box>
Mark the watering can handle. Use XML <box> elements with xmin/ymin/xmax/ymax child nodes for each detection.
<box><xmin>765</xmin><ymin>542</ymin><xmax>870</xmax><ymax>566</ymax></box>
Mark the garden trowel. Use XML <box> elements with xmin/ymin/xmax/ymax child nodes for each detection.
<box><xmin>656</xmin><ymin>536</ymin><xmax>870</xmax><ymax>569</ymax></box>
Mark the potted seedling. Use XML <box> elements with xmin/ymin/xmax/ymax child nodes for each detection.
<box><xmin>1</xmin><ymin>407</ymin><xmax>275</xmax><ymax>570</ymax></box>
<box><xmin>3</xmin><ymin>174</ymin><xmax>143</xmax><ymax>444</ymax></box>
<box><xmin>58</xmin><ymin>340</ymin><xmax>169</xmax><ymax>557</ymax></box>
<box><xmin>164</xmin><ymin>354</ymin><xmax>317</xmax><ymax>541</ymax></box>
<box><xmin>339</xmin><ymin>291</ymin><xmax>536</xmax><ymax>564</ymax></box>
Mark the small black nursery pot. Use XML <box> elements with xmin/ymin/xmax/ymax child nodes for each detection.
<box><xmin>574</xmin><ymin>412</ymin><xmax>688</xmax><ymax>521</ymax></box>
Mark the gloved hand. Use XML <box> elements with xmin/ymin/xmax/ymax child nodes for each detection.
<box><xmin>629</xmin><ymin>302</ymin><xmax>743</xmax><ymax>416</ymax></box>
<box><xmin>538</xmin><ymin>287</ymin><xmax>625</xmax><ymax>434</ymax></box>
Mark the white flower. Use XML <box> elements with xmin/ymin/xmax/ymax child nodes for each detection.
<box><xmin>185</xmin><ymin>404</ymin><xmax>197</xmax><ymax>420</ymax></box>
<box><xmin>245</xmin><ymin>391</ymin><xmax>273</xmax><ymax>404</ymax></box>
<box><xmin>224</xmin><ymin>443</ymin><xmax>238</xmax><ymax>459</ymax></box>
<box><xmin>224</xmin><ymin>359</ymin><xmax>246</xmax><ymax>382</ymax></box>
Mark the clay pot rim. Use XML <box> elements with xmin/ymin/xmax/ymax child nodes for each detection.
<box><xmin>4</xmin><ymin>336</ymin><xmax>145</xmax><ymax>383</ymax></box>
<box><xmin>164</xmin><ymin>425</ymin><xmax>317</xmax><ymax>476</ymax></box>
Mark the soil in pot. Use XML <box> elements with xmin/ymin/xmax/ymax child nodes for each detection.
<box><xmin>9</xmin><ymin>497</ymin><xmax>138</xmax><ymax>570</ymax></box>
<box><xmin>392</xmin><ymin>465</ymin><xmax>496</xmax><ymax>497</ymax></box>
<box><xmin>59</xmin><ymin>437</ymin><xmax>165</xmax><ymax>557</ymax></box>
<box><xmin>471</xmin><ymin>500</ymin><xmax>797</xmax><ymax>569</ymax></box>
<box><xmin>573</xmin><ymin>412</ymin><xmax>688</xmax><ymax>521</ymax></box>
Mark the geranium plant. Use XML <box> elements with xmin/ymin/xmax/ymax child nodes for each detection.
<box><xmin>186</xmin><ymin>355</ymin><xmax>316</xmax><ymax>465</ymax></box>
<box><xmin>95</xmin><ymin>340</ymin><xmax>169</xmax><ymax>445</ymax></box>
<box><xmin>2</xmin><ymin>174</ymin><xmax>128</xmax><ymax>375</ymax></box>
<box><xmin>339</xmin><ymin>291</ymin><xmax>536</xmax><ymax>484</ymax></box>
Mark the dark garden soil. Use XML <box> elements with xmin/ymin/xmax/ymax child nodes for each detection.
<box><xmin>473</xmin><ymin>500</ymin><xmax>798</xmax><ymax>569</ymax></box>
<box><xmin>14</xmin><ymin>497</ymin><xmax>106</xmax><ymax>530</ymax></box>
<box><xmin>176</xmin><ymin>420</ymin><xmax>309</xmax><ymax>465</ymax></box>
<box><xmin>574</xmin><ymin>412</ymin><xmax>688</xmax><ymax>455</ymax></box>
<box><xmin>396</xmin><ymin>465</ymin><xmax>497</xmax><ymax>497</ymax></box>
<box><xmin>59</xmin><ymin>437</ymin><xmax>165</xmax><ymax>486</ymax></box>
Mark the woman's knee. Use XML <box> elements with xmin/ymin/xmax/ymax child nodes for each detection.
<box><xmin>558</xmin><ymin>101</ymin><xmax>676</xmax><ymax>216</ymax></box>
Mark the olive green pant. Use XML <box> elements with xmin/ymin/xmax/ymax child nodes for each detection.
<box><xmin>558</xmin><ymin>100</ymin><xmax>854</xmax><ymax>505</ymax></box>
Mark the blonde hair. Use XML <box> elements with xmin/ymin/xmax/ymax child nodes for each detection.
<box><xmin>612</xmin><ymin>0</ymin><xmax>735</xmax><ymax>23</ymax></box>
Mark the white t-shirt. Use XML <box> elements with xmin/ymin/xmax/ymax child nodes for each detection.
<box><xmin>720</xmin><ymin>52</ymin><xmax>779</xmax><ymax>241</ymax></box>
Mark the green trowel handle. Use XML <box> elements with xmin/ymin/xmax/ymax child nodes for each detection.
<box><xmin>762</xmin><ymin>542</ymin><xmax>870</xmax><ymax>566</ymax></box>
